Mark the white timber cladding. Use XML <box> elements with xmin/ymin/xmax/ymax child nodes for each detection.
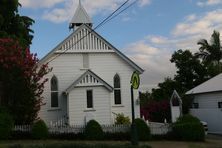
<box><xmin>191</xmin><ymin>108</ymin><xmax>222</xmax><ymax>134</ymax></box>
<box><xmin>39</xmin><ymin>2</ymin><xmax>143</xmax><ymax>126</ymax></box>
<box><xmin>193</xmin><ymin>92</ymin><xmax>222</xmax><ymax>108</ymax></box>
<box><xmin>68</xmin><ymin>87</ymin><xmax>112</xmax><ymax>125</ymax></box>
<box><xmin>40</xmin><ymin>51</ymin><xmax>140</xmax><ymax>125</ymax></box>
<box><xmin>190</xmin><ymin>92</ymin><xmax>222</xmax><ymax>134</ymax></box>
<box><xmin>57</xmin><ymin>27</ymin><xmax>112</xmax><ymax>52</ymax></box>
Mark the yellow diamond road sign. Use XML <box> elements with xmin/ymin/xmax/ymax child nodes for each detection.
<box><xmin>131</xmin><ymin>71</ymin><xmax>140</xmax><ymax>89</ymax></box>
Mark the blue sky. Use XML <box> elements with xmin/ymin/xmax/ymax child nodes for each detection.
<box><xmin>18</xmin><ymin>0</ymin><xmax>222</xmax><ymax>90</ymax></box>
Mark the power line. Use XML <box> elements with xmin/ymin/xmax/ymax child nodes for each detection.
<box><xmin>93</xmin><ymin>0</ymin><xmax>130</xmax><ymax>30</ymax></box>
<box><xmin>102</xmin><ymin>0</ymin><xmax>138</xmax><ymax>26</ymax></box>
<box><xmin>46</xmin><ymin>0</ymin><xmax>136</xmax><ymax>64</ymax></box>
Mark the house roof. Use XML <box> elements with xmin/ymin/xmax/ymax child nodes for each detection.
<box><xmin>70</xmin><ymin>1</ymin><xmax>92</xmax><ymax>25</ymax></box>
<box><xmin>38</xmin><ymin>24</ymin><xmax>144</xmax><ymax>74</ymax></box>
<box><xmin>64</xmin><ymin>70</ymin><xmax>113</xmax><ymax>93</ymax></box>
<box><xmin>186</xmin><ymin>73</ymin><xmax>222</xmax><ymax>95</ymax></box>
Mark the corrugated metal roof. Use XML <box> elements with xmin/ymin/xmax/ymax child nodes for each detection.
<box><xmin>186</xmin><ymin>73</ymin><xmax>222</xmax><ymax>95</ymax></box>
<box><xmin>70</xmin><ymin>1</ymin><xmax>92</xmax><ymax>25</ymax></box>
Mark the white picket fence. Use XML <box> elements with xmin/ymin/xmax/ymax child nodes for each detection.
<box><xmin>14</xmin><ymin>122</ymin><xmax>171</xmax><ymax>135</ymax></box>
<box><xmin>148</xmin><ymin>122</ymin><xmax>171</xmax><ymax>135</ymax></box>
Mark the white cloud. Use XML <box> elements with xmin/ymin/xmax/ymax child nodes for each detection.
<box><xmin>43</xmin><ymin>8</ymin><xmax>70</xmax><ymax>23</ymax></box>
<box><xmin>19</xmin><ymin>0</ymin><xmax>151</xmax><ymax>23</ymax></box>
<box><xmin>172</xmin><ymin>9</ymin><xmax>222</xmax><ymax>38</ymax></box>
<box><xmin>197</xmin><ymin>0</ymin><xmax>222</xmax><ymax>6</ymax></box>
<box><xmin>19</xmin><ymin>0</ymin><xmax>65</xmax><ymax>8</ymax></box>
<box><xmin>138</xmin><ymin>0</ymin><xmax>152</xmax><ymax>7</ymax></box>
<box><xmin>124</xmin><ymin>38</ymin><xmax>176</xmax><ymax>88</ymax></box>
<box><xmin>124</xmin><ymin>8</ymin><xmax>222</xmax><ymax>90</ymax></box>
<box><xmin>185</xmin><ymin>14</ymin><xmax>197</xmax><ymax>22</ymax></box>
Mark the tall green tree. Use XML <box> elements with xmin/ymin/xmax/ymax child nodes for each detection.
<box><xmin>0</xmin><ymin>0</ymin><xmax>34</xmax><ymax>47</ymax></box>
<box><xmin>0</xmin><ymin>1</ymin><xmax>50</xmax><ymax>124</ymax></box>
<box><xmin>0</xmin><ymin>39</ymin><xmax>51</xmax><ymax>124</ymax></box>
<box><xmin>196</xmin><ymin>30</ymin><xmax>222</xmax><ymax>65</ymax></box>
<box><xmin>151</xmin><ymin>77</ymin><xmax>179</xmax><ymax>101</ymax></box>
<box><xmin>171</xmin><ymin>49</ymin><xmax>207</xmax><ymax>92</ymax></box>
<box><xmin>196</xmin><ymin>30</ymin><xmax>222</xmax><ymax>76</ymax></box>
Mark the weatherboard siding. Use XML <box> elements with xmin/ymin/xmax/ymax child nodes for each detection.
<box><xmin>193</xmin><ymin>92</ymin><xmax>222</xmax><ymax>108</ymax></box>
<box><xmin>39</xmin><ymin>44</ymin><xmax>140</xmax><ymax>125</ymax></box>
<box><xmin>190</xmin><ymin>92</ymin><xmax>222</xmax><ymax>134</ymax></box>
<box><xmin>68</xmin><ymin>87</ymin><xmax>111</xmax><ymax>125</ymax></box>
<box><xmin>89</xmin><ymin>53</ymin><xmax>140</xmax><ymax>120</ymax></box>
<box><xmin>39</xmin><ymin>54</ymin><xmax>83</xmax><ymax>125</ymax></box>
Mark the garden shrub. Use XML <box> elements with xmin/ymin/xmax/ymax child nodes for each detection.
<box><xmin>84</xmin><ymin>120</ymin><xmax>103</xmax><ymax>140</ymax></box>
<box><xmin>172</xmin><ymin>114</ymin><xmax>205</xmax><ymax>141</ymax></box>
<box><xmin>115</xmin><ymin>113</ymin><xmax>131</xmax><ymax>125</ymax></box>
<box><xmin>31</xmin><ymin>119</ymin><xmax>48</xmax><ymax>139</ymax></box>
<box><xmin>0</xmin><ymin>109</ymin><xmax>14</xmax><ymax>139</ymax></box>
<box><xmin>134</xmin><ymin>118</ymin><xmax>151</xmax><ymax>141</ymax></box>
<box><xmin>140</xmin><ymin>100</ymin><xmax>171</xmax><ymax>122</ymax></box>
<box><xmin>175</xmin><ymin>114</ymin><xmax>200</xmax><ymax>123</ymax></box>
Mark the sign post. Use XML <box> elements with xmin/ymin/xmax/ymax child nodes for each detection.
<box><xmin>130</xmin><ymin>71</ymin><xmax>140</xmax><ymax>145</ymax></box>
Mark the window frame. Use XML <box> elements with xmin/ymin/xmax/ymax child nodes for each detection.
<box><xmin>82</xmin><ymin>53</ymin><xmax>89</xmax><ymax>69</ymax></box>
<box><xmin>192</xmin><ymin>103</ymin><xmax>199</xmax><ymax>109</ymax></box>
<box><xmin>113</xmin><ymin>74</ymin><xmax>121</xmax><ymax>105</ymax></box>
<box><xmin>86</xmin><ymin>89</ymin><xmax>93</xmax><ymax>109</ymax></box>
<box><xmin>218</xmin><ymin>102</ymin><xmax>222</xmax><ymax>108</ymax></box>
<box><xmin>50</xmin><ymin>75</ymin><xmax>59</xmax><ymax>108</ymax></box>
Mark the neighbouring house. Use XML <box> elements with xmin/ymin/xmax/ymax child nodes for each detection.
<box><xmin>38</xmin><ymin>2</ymin><xmax>144</xmax><ymax>126</ymax></box>
<box><xmin>186</xmin><ymin>73</ymin><xmax>222</xmax><ymax>134</ymax></box>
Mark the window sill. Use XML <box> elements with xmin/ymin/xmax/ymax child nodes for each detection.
<box><xmin>48</xmin><ymin>108</ymin><xmax>61</xmax><ymax>111</ymax></box>
<box><xmin>84</xmin><ymin>108</ymin><xmax>96</xmax><ymax>112</ymax></box>
<box><xmin>112</xmin><ymin>105</ymin><xmax>124</xmax><ymax>107</ymax></box>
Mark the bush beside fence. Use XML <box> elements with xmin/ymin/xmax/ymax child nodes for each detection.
<box><xmin>14</xmin><ymin>124</ymin><xmax>131</xmax><ymax>134</ymax></box>
<box><xmin>14</xmin><ymin>122</ymin><xmax>170</xmax><ymax>135</ymax></box>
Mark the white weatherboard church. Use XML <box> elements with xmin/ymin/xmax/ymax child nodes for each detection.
<box><xmin>38</xmin><ymin>2</ymin><xmax>144</xmax><ymax>126</ymax></box>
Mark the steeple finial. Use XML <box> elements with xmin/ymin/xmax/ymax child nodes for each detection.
<box><xmin>69</xmin><ymin>0</ymin><xmax>92</xmax><ymax>31</ymax></box>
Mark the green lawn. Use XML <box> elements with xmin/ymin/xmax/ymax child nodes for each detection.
<box><xmin>1</xmin><ymin>136</ymin><xmax>222</xmax><ymax>148</ymax></box>
<box><xmin>0</xmin><ymin>141</ymin><xmax>150</xmax><ymax>148</ymax></box>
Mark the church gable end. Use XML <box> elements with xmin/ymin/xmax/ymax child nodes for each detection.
<box><xmin>56</xmin><ymin>25</ymin><xmax>112</xmax><ymax>52</ymax></box>
<box><xmin>65</xmin><ymin>70</ymin><xmax>113</xmax><ymax>94</ymax></box>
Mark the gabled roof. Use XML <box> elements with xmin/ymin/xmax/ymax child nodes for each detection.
<box><xmin>65</xmin><ymin>70</ymin><xmax>113</xmax><ymax>94</ymax></box>
<box><xmin>186</xmin><ymin>73</ymin><xmax>222</xmax><ymax>95</ymax></box>
<box><xmin>39</xmin><ymin>24</ymin><xmax>144</xmax><ymax>74</ymax></box>
<box><xmin>70</xmin><ymin>1</ymin><xmax>92</xmax><ymax>25</ymax></box>
<box><xmin>170</xmin><ymin>90</ymin><xmax>182</xmax><ymax>105</ymax></box>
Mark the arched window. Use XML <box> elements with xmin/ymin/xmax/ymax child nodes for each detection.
<box><xmin>114</xmin><ymin>74</ymin><xmax>121</xmax><ymax>105</ymax></box>
<box><xmin>51</xmin><ymin>75</ymin><xmax>58</xmax><ymax>108</ymax></box>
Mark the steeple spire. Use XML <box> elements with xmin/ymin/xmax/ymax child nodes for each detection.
<box><xmin>69</xmin><ymin>0</ymin><xmax>92</xmax><ymax>31</ymax></box>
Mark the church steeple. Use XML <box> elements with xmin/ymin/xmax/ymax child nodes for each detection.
<box><xmin>69</xmin><ymin>0</ymin><xmax>92</xmax><ymax>31</ymax></box>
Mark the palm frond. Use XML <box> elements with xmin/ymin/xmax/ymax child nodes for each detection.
<box><xmin>197</xmin><ymin>39</ymin><xmax>210</xmax><ymax>52</ymax></box>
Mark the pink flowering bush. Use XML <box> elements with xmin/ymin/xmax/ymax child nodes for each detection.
<box><xmin>140</xmin><ymin>100</ymin><xmax>171</xmax><ymax>123</ymax></box>
<box><xmin>0</xmin><ymin>38</ymin><xmax>51</xmax><ymax>124</ymax></box>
